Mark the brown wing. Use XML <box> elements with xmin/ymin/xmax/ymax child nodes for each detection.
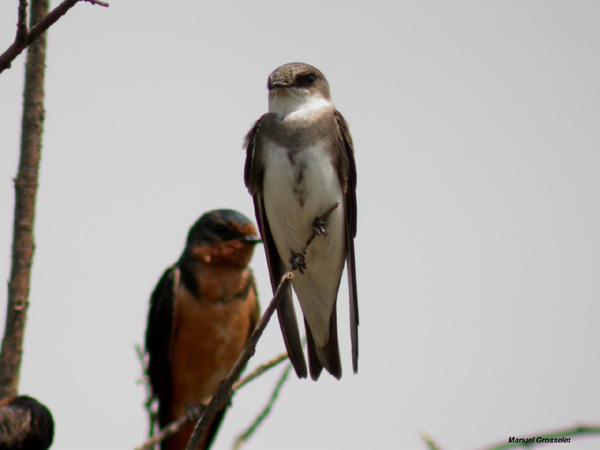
<box><xmin>334</xmin><ymin>110</ymin><xmax>359</xmax><ymax>374</ymax></box>
<box><xmin>244</xmin><ymin>118</ymin><xmax>308</xmax><ymax>379</ymax></box>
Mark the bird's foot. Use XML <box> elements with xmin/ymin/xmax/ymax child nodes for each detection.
<box><xmin>289</xmin><ymin>251</ymin><xmax>307</xmax><ymax>274</ymax></box>
<box><xmin>312</xmin><ymin>216</ymin><xmax>329</xmax><ymax>237</ymax></box>
<box><xmin>185</xmin><ymin>403</ymin><xmax>205</xmax><ymax>422</ymax></box>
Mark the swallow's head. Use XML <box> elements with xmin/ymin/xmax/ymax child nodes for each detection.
<box><xmin>267</xmin><ymin>62</ymin><xmax>333</xmax><ymax>116</ymax></box>
<box><xmin>185</xmin><ymin>209</ymin><xmax>261</xmax><ymax>267</ymax></box>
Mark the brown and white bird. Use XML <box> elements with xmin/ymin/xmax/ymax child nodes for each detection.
<box><xmin>244</xmin><ymin>62</ymin><xmax>358</xmax><ymax>380</ymax></box>
<box><xmin>145</xmin><ymin>209</ymin><xmax>261</xmax><ymax>450</ymax></box>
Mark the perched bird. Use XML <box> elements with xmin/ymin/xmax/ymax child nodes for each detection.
<box><xmin>244</xmin><ymin>62</ymin><xmax>358</xmax><ymax>380</ymax></box>
<box><xmin>145</xmin><ymin>210</ymin><xmax>261</xmax><ymax>450</ymax></box>
<box><xmin>0</xmin><ymin>395</ymin><xmax>54</xmax><ymax>450</ymax></box>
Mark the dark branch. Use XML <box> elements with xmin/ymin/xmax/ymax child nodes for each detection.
<box><xmin>17</xmin><ymin>0</ymin><xmax>29</xmax><ymax>42</ymax></box>
<box><xmin>0</xmin><ymin>0</ymin><xmax>109</xmax><ymax>74</ymax></box>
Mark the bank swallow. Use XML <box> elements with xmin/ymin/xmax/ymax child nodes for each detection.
<box><xmin>244</xmin><ymin>62</ymin><xmax>358</xmax><ymax>380</ymax></box>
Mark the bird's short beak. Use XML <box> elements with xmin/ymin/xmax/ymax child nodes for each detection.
<box><xmin>240</xmin><ymin>235</ymin><xmax>262</xmax><ymax>244</ymax></box>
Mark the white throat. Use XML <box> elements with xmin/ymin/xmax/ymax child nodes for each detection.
<box><xmin>268</xmin><ymin>89</ymin><xmax>333</xmax><ymax>119</ymax></box>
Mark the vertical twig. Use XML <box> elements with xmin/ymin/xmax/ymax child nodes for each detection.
<box><xmin>135</xmin><ymin>344</ymin><xmax>157</xmax><ymax>442</ymax></box>
<box><xmin>17</xmin><ymin>0</ymin><xmax>29</xmax><ymax>42</ymax></box>
<box><xmin>0</xmin><ymin>0</ymin><xmax>49</xmax><ymax>400</ymax></box>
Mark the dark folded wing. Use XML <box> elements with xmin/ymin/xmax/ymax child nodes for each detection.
<box><xmin>334</xmin><ymin>110</ymin><xmax>359</xmax><ymax>374</ymax></box>
<box><xmin>145</xmin><ymin>266</ymin><xmax>176</xmax><ymax>427</ymax></box>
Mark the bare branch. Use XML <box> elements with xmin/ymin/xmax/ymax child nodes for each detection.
<box><xmin>184</xmin><ymin>203</ymin><xmax>340</xmax><ymax>450</ymax></box>
<box><xmin>0</xmin><ymin>0</ymin><xmax>48</xmax><ymax>400</ymax></box>
<box><xmin>0</xmin><ymin>0</ymin><xmax>109</xmax><ymax>74</ymax></box>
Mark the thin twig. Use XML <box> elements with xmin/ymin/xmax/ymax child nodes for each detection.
<box><xmin>232</xmin><ymin>352</ymin><xmax>289</xmax><ymax>392</ymax></box>
<box><xmin>184</xmin><ymin>203</ymin><xmax>340</xmax><ymax>450</ymax></box>
<box><xmin>0</xmin><ymin>0</ymin><xmax>109</xmax><ymax>74</ymax></box>
<box><xmin>135</xmin><ymin>352</ymin><xmax>289</xmax><ymax>450</ymax></box>
<box><xmin>232</xmin><ymin>363</ymin><xmax>293</xmax><ymax>450</ymax></box>
<box><xmin>421</xmin><ymin>430</ymin><xmax>444</xmax><ymax>450</ymax></box>
<box><xmin>134</xmin><ymin>344</ymin><xmax>157</xmax><ymax>441</ymax></box>
<box><xmin>136</xmin><ymin>405</ymin><xmax>203</xmax><ymax>450</ymax></box>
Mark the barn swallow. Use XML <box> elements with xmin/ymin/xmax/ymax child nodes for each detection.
<box><xmin>244</xmin><ymin>62</ymin><xmax>358</xmax><ymax>380</ymax></box>
<box><xmin>145</xmin><ymin>209</ymin><xmax>261</xmax><ymax>450</ymax></box>
<box><xmin>0</xmin><ymin>395</ymin><xmax>54</xmax><ymax>450</ymax></box>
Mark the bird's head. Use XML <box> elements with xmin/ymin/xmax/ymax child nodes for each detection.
<box><xmin>185</xmin><ymin>209</ymin><xmax>261</xmax><ymax>267</ymax></box>
<box><xmin>267</xmin><ymin>62</ymin><xmax>333</xmax><ymax>117</ymax></box>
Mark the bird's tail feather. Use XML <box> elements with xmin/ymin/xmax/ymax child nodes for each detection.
<box><xmin>276</xmin><ymin>287</ymin><xmax>308</xmax><ymax>378</ymax></box>
<box><xmin>305</xmin><ymin>306</ymin><xmax>341</xmax><ymax>380</ymax></box>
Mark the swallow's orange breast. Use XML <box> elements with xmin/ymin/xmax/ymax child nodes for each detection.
<box><xmin>164</xmin><ymin>265</ymin><xmax>258</xmax><ymax>450</ymax></box>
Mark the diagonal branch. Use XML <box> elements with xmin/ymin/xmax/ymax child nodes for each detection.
<box><xmin>0</xmin><ymin>0</ymin><xmax>109</xmax><ymax>74</ymax></box>
<box><xmin>184</xmin><ymin>203</ymin><xmax>340</xmax><ymax>450</ymax></box>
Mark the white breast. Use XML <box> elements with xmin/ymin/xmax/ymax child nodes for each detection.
<box><xmin>262</xmin><ymin>139</ymin><xmax>346</xmax><ymax>346</ymax></box>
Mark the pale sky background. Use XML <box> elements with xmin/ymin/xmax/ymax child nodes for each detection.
<box><xmin>1</xmin><ymin>2</ymin><xmax>599</xmax><ymax>450</ymax></box>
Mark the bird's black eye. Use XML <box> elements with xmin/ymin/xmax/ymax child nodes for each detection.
<box><xmin>305</xmin><ymin>74</ymin><xmax>317</xmax><ymax>84</ymax></box>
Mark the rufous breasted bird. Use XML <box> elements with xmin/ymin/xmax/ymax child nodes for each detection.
<box><xmin>145</xmin><ymin>209</ymin><xmax>261</xmax><ymax>450</ymax></box>
<box><xmin>244</xmin><ymin>62</ymin><xmax>358</xmax><ymax>380</ymax></box>
<box><xmin>0</xmin><ymin>395</ymin><xmax>54</xmax><ymax>450</ymax></box>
